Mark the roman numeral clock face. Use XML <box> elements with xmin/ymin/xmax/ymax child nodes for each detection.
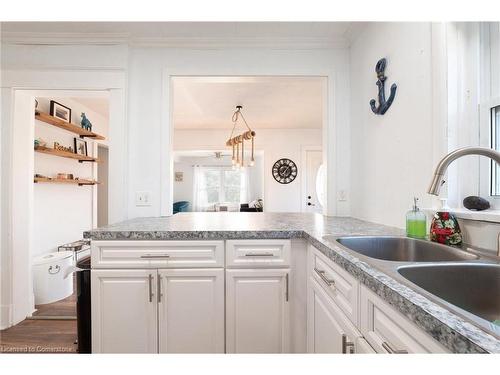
<box><xmin>272</xmin><ymin>158</ymin><xmax>298</xmax><ymax>184</ymax></box>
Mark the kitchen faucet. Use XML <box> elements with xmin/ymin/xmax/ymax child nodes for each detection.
<box><xmin>427</xmin><ymin>147</ymin><xmax>500</xmax><ymax>196</ymax></box>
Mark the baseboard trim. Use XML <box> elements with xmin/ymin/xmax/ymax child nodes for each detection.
<box><xmin>0</xmin><ymin>304</ymin><xmax>13</xmax><ymax>330</ymax></box>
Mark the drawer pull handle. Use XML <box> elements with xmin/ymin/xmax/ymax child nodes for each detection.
<box><xmin>314</xmin><ymin>268</ymin><xmax>335</xmax><ymax>287</ymax></box>
<box><xmin>244</xmin><ymin>253</ymin><xmax>274</xmax><ymax>257</ymax></box>
<box><xmin>148</xmin><ymin>274</ymin><xmax>154</xmax><ymax>303</ymax></box>
<box><xmin>341</xmin><ymin>334</ymin><xmax>355</xmax><ymax>354</ymax></box>
<box><xmin>382</xmin><ymin>341</ymin><xmax>408</xmax><ymax>354</ymax></box>
<box><xmin>140</xmin><ymin>254</ymin><xmax>171</xmax><ymax>259</ymax></box>
<box><xmin>157</xmin><ymin>275</ymin><xmax>162</xmax><ymax>303</ymax></box>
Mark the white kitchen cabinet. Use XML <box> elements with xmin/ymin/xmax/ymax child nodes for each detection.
<box><xmin>158</xmin><ymin>268</ymin><xmax>224</xmax><ymax>353</ymax></box>
<box><xmin>91</xmin><ymin>269</ymin><xmax>158</xmax><ymax>353</ymax></box>
<box><xmin>309</xmin><ymin>246</ymin><xmax>359</xmax><ymax>325</ymax></box>
<box><xmin>360</xmin><ymin>285</ymin><xmax>449</xmax><ymax>353</ymax></box>
<box><xmin>355</xmin><ymin>337</ymin><xmax>376</xmax><ymax>353</ymax></box>
<box><xmin>307</xmin><ymin>276</ymin><xmax>361</xmax><ymax>353</ymax></box>
<box><xmin>92</xmin><ymin>267</ymin><xmax>224</xmax><ymax>353</ymax></box>
<box><xmin>91</xmin><ymin>240</ymin><xmax>224</xmax><ymax>269</ymax></box>
<box><xmin>226</xmin><ymin>268</ymin><xmax>290</xmax><ymax>353</ymax></box>
<box><xmin>226</xmin><ymin>239</ymin><xmax>291</xmax><ymax>268</ymax></box>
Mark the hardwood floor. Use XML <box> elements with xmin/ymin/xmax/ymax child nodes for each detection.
<box><xmin>0</xmin><ymin>283</ymin><xmax>78</xmax><ymax>353</ymax></box>
<box><xmin>0</xmin><ymin>319</ymin><xmax>77</xmax><ymax>353</ymax></box>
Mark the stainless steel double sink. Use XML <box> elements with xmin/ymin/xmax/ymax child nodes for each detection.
<box><xmin>323</xmin><ymin>235</ymin><xmax>500</xmax><ymax>337</ymax></box>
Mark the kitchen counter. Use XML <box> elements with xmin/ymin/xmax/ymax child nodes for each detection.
<box><xmin>84</xmin><ymin>212</ymin><xmax>500</xmax><ymax>353</ymax></box>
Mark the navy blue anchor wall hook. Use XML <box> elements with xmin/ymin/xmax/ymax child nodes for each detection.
<box><xmin>369</xmin><ymin>58</ymin><xmax>397</xmax><ymax>115</ymax></box>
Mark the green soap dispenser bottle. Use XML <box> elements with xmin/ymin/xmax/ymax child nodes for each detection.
<box><xmin>406</xmin><ymin>197</ymin><xmax>427</xmax><ymax>239</ymax></box>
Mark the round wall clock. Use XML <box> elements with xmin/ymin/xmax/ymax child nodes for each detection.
<box><xmin>272</xmin><ymin>158</ymin><xmax>298</xmax><ymax>184</ymax></box>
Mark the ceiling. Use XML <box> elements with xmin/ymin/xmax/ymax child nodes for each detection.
<box><xmin>0</xmin><ymin>22</ymin><xmax>362</xmax><ymax>47</ymax></box>
<box><xmin>173</xmin><ymin>76</ymin><xmax>325</xmax><ymax>130</ymax></box>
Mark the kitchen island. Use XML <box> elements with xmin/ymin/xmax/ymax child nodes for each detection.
<box><xmin>84</xmin><ymin>212</ymin><xmax>500</xmax><ymax>354</ymax></box>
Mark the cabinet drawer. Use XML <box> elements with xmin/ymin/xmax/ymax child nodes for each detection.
<box><xmin>360</xmin><ymin>285</ymin><xmax>449</xmax><ymax>353</ymax></box>
<box><xmin>307</xmin><ymin>276</ymin><xmax>362</xmax><ymax>353</ymax></box>
<box><xmin>226</xmin><ymin>240</ymin><xmax>291</xmax><ymax>268</ymax></box>
<box><xmin>355</xmin><ymin>337</ymin><xmax>376</xmax><ymax>353</ymax></box>
<box><xmin>91</xmin><ymin>240</ymin><xmax>224</xmax><ymax>269</ymax></box>
<box><xmin>309</xmin><ymin>246</ymin><xmax>359</xmax><ymax>326</ymax></box>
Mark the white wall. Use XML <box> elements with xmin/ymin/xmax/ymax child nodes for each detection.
<box><xmin>174</xmin><ymin>128</ymin><xmax>322</xmax><ymax>212</ymax></box>
<box><xmin>1</xmin><ymin>43</ymin><xmax>127</xmax><ymax>328</ymax></box>
<box><xmin>33</xmin><ymin>97</ymin><xmax>108</xmax><ymax>258</ymax></box>
<box><xmin>350</xmin><ymin>23</ymin><xmax>435</xmax><ymax>228</ymax></box>
<box><xmin>173</xmin><ymin>154</ymin><xmax>264</xmax><ymax>210</ymax></box>
<box><xmin>127</xmin><ymin>47</ymin><xmax>350</xmax><ymax>218</ymax></box>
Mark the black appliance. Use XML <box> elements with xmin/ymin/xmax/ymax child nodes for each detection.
<box><xmin>76</xmin><ymin>256</ymin><xmax>91</xmax><ymax>353</ymax></box>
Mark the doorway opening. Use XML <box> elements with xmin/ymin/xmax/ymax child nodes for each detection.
<box><xmin>171</xmin><ymin>76</ymin><xmax>327</xmax><ymax>214</ymax></box>
<box><xmin>1</xmin><ymin>90</ymin><xmax>110</xmax><ymax>352</ymax></box>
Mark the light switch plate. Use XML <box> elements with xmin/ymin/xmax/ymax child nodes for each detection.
<box><xmin>338</xmin><ymin>190</ymin><xmax>347</xmax><ymax>202</ymax></box>
<box><xmin>135</xmin><ymin>191</ymin><xmax>151</xmax><ymax>206</ymax></box>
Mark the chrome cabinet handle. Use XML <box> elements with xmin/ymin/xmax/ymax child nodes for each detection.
<box><xmin>244</xmin><ymin>253</ymin><xmax>274</xmax><ymax>257</ymax></box>
<box><xmin>285</xmin><ymin>273</ymin><xmax>289</xmax><ymax>302</ymax></box>
<box><xmin>140</xmin><ymin>254</ymin><xmax>170</xmax><ymax>259</ymax></box>
<box><xmin>342</xmin><ymin>334</ymin><xmax>355</xmax><ymax>354</ymax></box>
<box><xmin>314</xmin><ymin>268</ymin><xmax>335</xmax><ymax>287</ymax></box>
<box><xmin>382</xmin><ymin>341</ymin><xmax>408</xmax><ymax>354</ymax></box>
<box><xmin>148</xmin><ymin>274</ymin><xmax>153</xmax><ymax>303</ymax></box>
<box><xmin>157</xmin><ymin>275</ymin><xmax>162</xmax><ymax>303</ymax></box>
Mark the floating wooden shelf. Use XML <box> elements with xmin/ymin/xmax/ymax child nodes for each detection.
<box><xmin>35</xmin><ymin>146</ymin><xmax>99</xmax><ymax>163</ymax></box>
<box><xmin>34</xmin><ymin>177</ymin><xmax>98</xmax><ymax>186</ymax></box>
<box><xmin>35</xmin><ymin>112</ymin><xmax>106</xmax><ymax>140</ymax></box>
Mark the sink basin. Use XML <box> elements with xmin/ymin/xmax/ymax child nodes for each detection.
<box><xmin>398</xmin><ymin>264</ymin><xmax>500</xmax><ymax>324</ymax></box>
<box><xmin>333</xmin><ymin>236</ymin><xmax>479</xmax><ymax>262</ymax></box>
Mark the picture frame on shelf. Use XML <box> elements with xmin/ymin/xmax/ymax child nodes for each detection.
<box><xmin>74</xmin><ymin>138</ymin><xmax>88</xmax><ymax>156</ymax></box>
<box><xmin>50</xmin><ymin>100</ymin><xmax>72</xmax><ymax>123</ymax></box>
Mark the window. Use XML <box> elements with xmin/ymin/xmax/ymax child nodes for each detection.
<box><xmin>315</xmin><ymin>164</ymin><xmax>326</xmax><ymax>208</ymax></box>
<box><xmin>490</xmin><ymin>105</ymin><xmax>500</xmax><ymax>195</ymax></box>
<box><xmin>193</xmin><ymin>167</ymin><xmax>246</xmax><ymax>211</ymax></box>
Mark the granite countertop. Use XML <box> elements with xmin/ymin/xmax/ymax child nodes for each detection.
<box><xmin>84</xmin><ymin>212</ymin><xmax>500</xmax><ymax>354</ymax></box>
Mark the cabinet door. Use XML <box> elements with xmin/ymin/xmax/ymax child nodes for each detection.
<box><xmin>307</xmin><ymin>277</ymin><xmax>361</xmax><ymax>353</ymax></box>
<box><xmin>158</xmin><ymin>268</ymin><xmax>224</xmax><ymax>353</ymax></box>
<box><xmin>226</xmin><ymin>268</ymin><xmax>290</xmax><ymax>353</ymax></box>
<box><xmin>91</xmin><ymin>269</ymin><xmax>157</xmax><ymax>353</ymax></box>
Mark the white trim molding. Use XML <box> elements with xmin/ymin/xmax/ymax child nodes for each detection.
<box><xmin>1</xmin><ymin>72</ymin><xmax>128</xmax><ymax>328</ymax></box>
<box><xmin>2</xmin><ymin>32</ymin><xmax>352</xmax><ymax>50</ymax></box>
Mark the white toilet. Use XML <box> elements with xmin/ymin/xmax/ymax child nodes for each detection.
<box><xmin>33</xmin><ymin>251</ymin><xmax>74</xmax><ymax>305</ymax></box>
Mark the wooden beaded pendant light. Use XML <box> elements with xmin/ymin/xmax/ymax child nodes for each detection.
<box><xmin>226</xmin><ymin>105</ymin><xmax>256</xmax><ymax>168</ymax></box>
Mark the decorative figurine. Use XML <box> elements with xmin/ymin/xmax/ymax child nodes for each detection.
<box><xmin>80</xmin><ymin>112</ymin><xmax>93</xmax><ymax>132</ymax></box>
<box><xmin>369</xmin><ymin>58</ymin><xmax>397</xmax><ymax>115</ymax></box>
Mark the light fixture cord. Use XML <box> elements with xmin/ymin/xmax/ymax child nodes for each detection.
<box><xmin>230</xmin><ymin>107</ymin><xmax>252</xmax><ymax>138</ymax></box>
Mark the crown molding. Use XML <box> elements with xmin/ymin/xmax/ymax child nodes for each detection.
<box><xmin>2</xmin><ymin>32</ymin><xmax>350</xmax><ymax>49</ymax></box>
<box><xmin>1</xmin><ymin>32</ymin><xmax>130</xmax><ymax>45</ymax></box>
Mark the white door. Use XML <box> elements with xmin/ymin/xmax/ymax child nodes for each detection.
<box><xmin>303</xmin><ymin>150</ymin><xmax>323</xmax><ymax>213</ymax></box>
<box><xmin>307</xmin><ymin>277</ymin><xmax>361</xmax><ymax>353</ymax></box>
<box><xmin>226</xmin><ymin>268</ymin><xmax>290</xmax><ymax>353</ymax></box>
<box><xmin>158</xmin><ymin>268</ymin><xmax>224</xmax><ymax>353</ymax></box>
<box><xmin>91</xmin><ymin>269</ymin><xmax>157</xmax><ymax>353</ymax></box>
